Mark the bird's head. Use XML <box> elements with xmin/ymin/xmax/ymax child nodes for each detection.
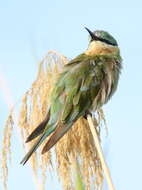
<box><xmin>85</xmin><ymin>27</ymin><xmax>119</xmax><ymax>56</ymax></box>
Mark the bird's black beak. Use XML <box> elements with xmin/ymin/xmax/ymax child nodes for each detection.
<box><xmin>85</xmin><ymin>27</ymin><xmax>98</xmax><ymax>41</ymax></box>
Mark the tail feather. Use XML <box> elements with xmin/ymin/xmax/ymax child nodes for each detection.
<box><xmin>42</xmin><ymin>124</ymin><xmax>72</xmax><ymax>154</ymax></box>
<box><xmin>20</xmin><ymin>126</ymin><xmax>54</xmax><ymax>165</ymax></box>
<box><xmin>26</xmin><ymin>111</ymin><xmax>50</xmax><ymax>143</ymax></box>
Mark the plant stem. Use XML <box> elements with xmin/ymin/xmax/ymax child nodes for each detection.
<box><xmin>87</xmin><ymin>114</ymin><xmax>115</xmax><ymax>190</ymax></box>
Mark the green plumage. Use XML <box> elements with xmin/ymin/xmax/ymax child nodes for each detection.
<box><xmin>20</xmin><ymin>30</ymin><xmax>122</xmax><ymax>165</ymax></box>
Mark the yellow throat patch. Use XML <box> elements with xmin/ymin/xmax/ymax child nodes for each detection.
<box><xmin>85</xmin><ymin>41</ymin><xmax>119</xmax><ymax>56</ymax></box>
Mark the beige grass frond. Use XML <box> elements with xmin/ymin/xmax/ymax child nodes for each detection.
<box><xmin>1</xmin><ymin>111</ymin><xmax>14</xmax><ymax>190</ymax></box>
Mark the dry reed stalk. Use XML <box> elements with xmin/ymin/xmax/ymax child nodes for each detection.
<box><xmin>87</xmin><ymin>115</ymin><xmax>115</xmax><ymax>190</ymax></box>
<box><xmin>2</xmin><ymin>51</ymin><xmax>107</xmax><ymax>190</ymax></box>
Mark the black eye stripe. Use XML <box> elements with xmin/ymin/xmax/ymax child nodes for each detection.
<box><xmin>97</xmin><ymin>37</ymin><xmax>117</xmax><ymax>46</ymax></box>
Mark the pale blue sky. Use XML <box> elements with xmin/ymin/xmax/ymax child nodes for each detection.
<box><xmin>0</xmin><ymin>0</ymin><xmax>142</xmax><ymax>190</ymax></box>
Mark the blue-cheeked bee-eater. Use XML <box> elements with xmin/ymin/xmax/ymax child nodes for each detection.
<box><xmin>20</xmin><ymin>27</ymin><xmax>122</xmax><ymax>165</ymax></box>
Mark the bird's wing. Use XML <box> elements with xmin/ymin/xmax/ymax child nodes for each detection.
<box><xmin>61</xmin><ymin>59</ymin><xmax>100</xmax><ymax>123</ymax></box>
<box><xmin>42</xmin><ymin>58</ymin><xmax>102</xmax><ymax>154</ymax></box>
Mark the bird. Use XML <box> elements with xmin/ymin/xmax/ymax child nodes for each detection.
<box><xmin>20</xmin><ymin>27</ymin><xmax>122</xmax><ymax>165</ymax></box>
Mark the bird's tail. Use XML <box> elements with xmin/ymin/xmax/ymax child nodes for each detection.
<box><xmin>26</xmin><ymin>110</ymin><xmax>50</xmax><ymax>143</ymax></box>
<box><xmin>42</xmin><ymin>123</ymin><xmax>72</xmax><ymax>154</ymax></box>
<box><xmin>20</xmin><ymin>126</ymin><xmax>54</xmax><ymax>165</ymax></box>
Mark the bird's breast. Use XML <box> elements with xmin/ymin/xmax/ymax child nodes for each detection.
<box><xmin>91</xmin><ymin>60</ymin><xmax>120</xmax><ymax>111</ymax></box>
